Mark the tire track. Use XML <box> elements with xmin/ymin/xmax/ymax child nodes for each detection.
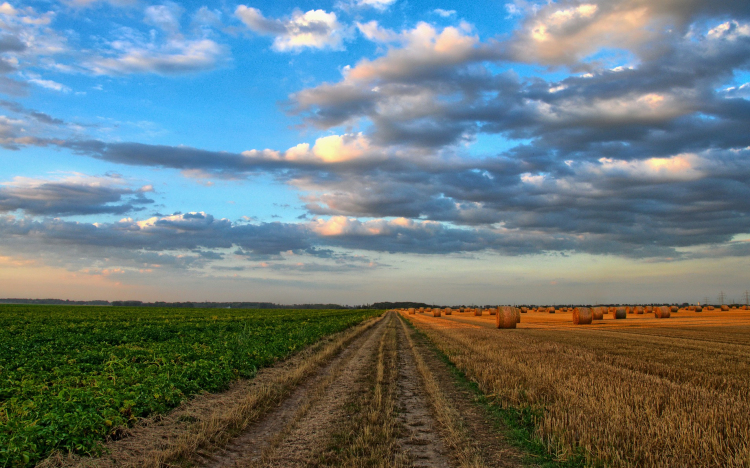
<box><xmin>198</xmin><ymin>312</ymin><xmax>392</xmax><ymax>467</ymax></box>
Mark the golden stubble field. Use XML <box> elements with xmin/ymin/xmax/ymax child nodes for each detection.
<box><xmin>401</xmin><ymin>308</ymin><xmax>750</xmax><ymax>468</ymax></box>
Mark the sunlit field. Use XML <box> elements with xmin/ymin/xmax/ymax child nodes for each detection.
<box><xmin>401</xmin><ymin>307</ymin><xmax>750</xmax><ymax>467</ymax></box>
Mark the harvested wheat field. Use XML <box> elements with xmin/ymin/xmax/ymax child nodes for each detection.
<box><xmin>402</xmin><ymin>308</ymin><xmax>750</xmax><ymax>468</ymax></box>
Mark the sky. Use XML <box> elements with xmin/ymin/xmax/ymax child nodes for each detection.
<box><xmin>0</xmin><ymin>0</ymin><xmax>749</xmax><ymax>305</ymax></box>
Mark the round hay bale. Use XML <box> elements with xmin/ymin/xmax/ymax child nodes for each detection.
<box><xmin>573</xmin><ymin>307</ymin><xmax>593</xmax><ymax>325</ymax></box>
<box><xmin>626</xmin><ymin>306</ymin><xmax>633</xmax><ymax>314</ymax></box>
<box><xmin>695</xmin><ymin>306</ymin><xmax>703</xmax><ymax>312</ymax></box>
<box><xmin>633</xmin><ymin>306</ymin><xmax>644</xmax><ymax>314</ymax></box>
<box><xmin>408</xmin><ymin>308</ymin><xmax>415</xmax><ymax>315</ymax></box>
<box><xmin>654</xmin><ymin>306</ymin><xmax>671</xmax><ymax>318</ymax></box>
<box><xmin>496</xmin><ymin>306</ymin><xmax>517</xmax><ymax>329</ymax></box>
<box><xmin>645</xmin><ymin>306</ymin><xmax>653</xmax><ymax>313</ymax></box>
<box><xmin>612</xmin><ymin>307</ymin><xmax>626</xmax><ymax>319</ymax></box>
<box><xmin>721</xmin><ymin>305</ymin><xmax>729</xmax><ymax>311</ymax></box>
<box><xmin>474</xmin><ymin>308</ymin><xmax>482</xmax><ymax>316</ymax></box>
<box><xmin>548</xmin><ymin>308</ymin><xmax>556</xmax><ymax>314</ymax></box>
<box><xmin>670</xmin><ymin>306</ymin><xmax>678</xmax><ymax>312</ymax></box>
<box><xmin>433</xmin><ymin>309</ymin><xmax>441</xmax><ymax>317</ymax></box>
<box><xmin>520</xmin><ymin>307</ymin><xmax>528</xmax><ymax>313</ymax></box>
<box><xmin>489</xmin><ymin>308</ymin><xmax>497</xmax><ymax>316</ymax></box>
<box><xmin>514</xmin><ymin>307</ymin><xmax>521</xmax><ymax>323</ymax></box>
<box><xmin>592</xmin><ymin>307</ymin><xmax>604</xmax><ymax>320</ymax></box>
<box><xmin>742</xmin><ymin>305</ymin><xmax>748</xmax><ymax>310</ymax></box>
<box><xmin>444</xmin><ymin>308</ymin><xmax>452</xmax><ymax>315</ymax></box>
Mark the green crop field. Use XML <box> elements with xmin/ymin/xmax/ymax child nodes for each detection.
<box><xmin>0</xmin><ymin>305</ymin><xmax>381</xmax><ymax>467</ymax></box>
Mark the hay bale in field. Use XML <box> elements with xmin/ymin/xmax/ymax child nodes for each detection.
<box><xmin>592</xmin><ymin>307</ymin><xmax>604</xmax><ymax>320</ymax></box>
<box><xmin>612</xmin><ymin>307</ymin><xmax>626</xmax><ymax>319</ymax></box>
<box><xmin>654</xmin><ymin>306</ymin><xmax>671</xmax><ymax>318</ymax></box>
<box><xmin>497</xmin><ymin>306</ymin><xmax>517</xmax><ymax>329</ymax></box>
<box><xmin>743</xmin><ymin>305</ymin><xmax>748</xmax><ymax>310</ymax></box>
<box><xmin>671</xmin><ymin>306</ymin><xmax>678</xmax><ymax>312</ymax></box>
<box><xmin>573</xmin><ymin>307</ymin><xmax>593</xmax><ymax>325</ymax></box>
<box><xmin>514</xmin><ymin>307</ymin><xmax>521</xmax><ymax>323</ymax></box>
<box><xmin>695</xmin><ymin>306</ymin><xmax>703</xmax><ymax>312</ymax></box>
<box><xmin>521</xmin><ymin>307</ymin><xmax>528</xmax><ymax>313</ymax></box>
<box><xmin>626</xmin><ymin>306</ymin><xmax>633</xmax><ymax>314</ymax></box>
<box><xmin>633</xmin><ymin>306</ymin><xmax>643</xmax><ymax>314</ymax></box>
<box><xmin>721</xmin><ymin>305</ymin><xmax>729</xmax><ymax>311</ymax></box>
<box><xmin>548</xmin><ymin>308</ymin><xmax>556</xmax><ymax>314</ymax></box>
<box><xmin>474</xmin><ymin>308</ymin><xmax>482</xmax><ymax>316</ymax></box>
<box><xmin>444</xmin><ymin>308</ymin><xmax>452</xmax><ymax>315</ymax></box>
<box><xmin>644</xmin><ymin>306</ymin><xmax>653</xmax><ymax>313</ymax></box>
<box><xmin>489</xmin><ymin>308</ymin><xmax>497</xmax><ymax>316</ymax></box>
<box><xmin>408</xmin><ymin>308</ymin><xmax>415</xmax><ymax>315</ymax></box>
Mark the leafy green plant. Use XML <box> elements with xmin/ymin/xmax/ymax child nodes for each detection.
<box><xmin>0</xmin><ymin>305</ymin><xmax>380</xmax><ymax>467</ymax></box>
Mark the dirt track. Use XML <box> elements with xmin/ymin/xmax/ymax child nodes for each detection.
<box><xmin>194</xmin><ymin>311</ymin><xmax>524</xmax><ymax>467</ymax></box>
<box><xmin>47</xmin><ymin>311</ymin><xmax>523</xmax><ymax>468</ymax></box>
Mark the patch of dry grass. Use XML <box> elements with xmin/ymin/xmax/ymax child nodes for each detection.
<box><xmin>404</xmin><ymin>311</ymin><xmax>750</xmax><ymax>467</ymax></box>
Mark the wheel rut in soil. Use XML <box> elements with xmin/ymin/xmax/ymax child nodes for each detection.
<box><xmin>198</xmin><ymin>311</ymin><xmax>392</xmax><ymax>467</ymax></box>
<box><xmin>199</xmin><ymin>311</ymin><xmax>524</xmax><ymax>467</ymax></box>
<box><xmin>394</xmin><ymin>319</ymin><xmax>452</xmax><ymax>467</ymax></box>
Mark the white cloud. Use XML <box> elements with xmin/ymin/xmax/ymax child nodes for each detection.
<box><xmin>235</xmin><ymin>6</ymin><xmax>346</xmax><ymax>52</ymax></box>
<box><xmin>85</xmin><ymin>8</ymin><xmax>227</xmax><ymax>78</ymax></box>
<box><xmin>707</xmin><ymin>21</ymin><xmax>750</xmax><ymax>41</ymax></box>
<box><xmin>24</xmin><ymin>74</ymin><xmax>71</xmax><ymax>92</ymax></box>
<box><xmin>337</xmin><ymin>0</ymin><xmax>397</xmax><ymax>11</ymax></box>
<box><xmin>144</xmin><ymin>3</ymin><xmax>183</xmax><ymax>35</ymax></box>
<box><xmin>433</xmin><ymin>9</ymin><xmax>456</xmax><ymax>18</ymax></box>
<box><xmin>61</xmin><ymin>0</ymin><xmax>137</xmax><ymax>7</ymax></box>
<box><xmin>356</xmin><ymin>21</ymin><xmax>400</xmax><ymax>43</ymax></box>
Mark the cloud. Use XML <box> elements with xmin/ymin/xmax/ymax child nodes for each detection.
<box><xmin>502</xmin><ymin>0</ymin><xmax>750</xmax><ymax>66</ymax></box>
<box><xmin>0</xmin><ymin>100</ymin><xmax>65</xmax><ymax>125</ymax></box>
<box><xmin>0</xmin><ymin>3</ymin><xmax>69</xmax><ymax>87</ymax></box>
<box><xmin>235</xmin><ymin>6</ymin><xmax>346</xmax><ymax>51</ymax></box>
<box><xmin>433</xmin><ymin>9</ymin><xmax>456</xmax><ymax>18</ymax></box>
<box><xmin>0</xmin><ymin>34</ymin><xmax>26</xmax><ymax>53</ymax></box>
<box><xmin>24</xmin><ymin>74</ymin><xmax>71</xmax><ymax>92</ymax></box>
<box><xmin>61</xmin><ymin>0</ymin><xmax>137</xmax><ymax>7</ymax></box>
<box><xmin>82</xmin><ymin>4</ymin><xmax>226</xmax><ymax>76</ymax></box>
<box><xmin>144</xmin><ymin>3</ymin><xmax>184</xmax><ymax>35</ymax></box>
<box><xmin>338</xmin><ymin>0</ymin><xmax>397</xmax><ymax>11</ymax></box>
<box><xmin>0</xmin><ymin>174</ymin><xmax>154</xmax><ymax>216</ymax></box>
<box><xmin>86</xmin><ymin>38</ymin><xmax>225</xmax><ymax>75</ymax></box>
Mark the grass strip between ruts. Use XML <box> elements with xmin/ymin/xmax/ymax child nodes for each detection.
<box><xmin>401</xmin><ymin>317</ymin><xmax>591</xmax><ymax>468</ymax></box>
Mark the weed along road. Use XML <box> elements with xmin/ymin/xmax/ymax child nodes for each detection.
<box><xmin>47</xmin><ymin>311</ymin><xmax>524</xmax><ymax>468</ymax></box>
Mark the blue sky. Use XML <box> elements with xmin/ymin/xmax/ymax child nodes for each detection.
<box><xmin>1</xmin><ymin>0</ymin><xmax>749</xmax><ymax>304</ymax></box>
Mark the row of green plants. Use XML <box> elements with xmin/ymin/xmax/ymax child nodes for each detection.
<box><xmin>0</xmin><ymin>305</ymin><xmax>380</xmax><ymax>467</ymax></box>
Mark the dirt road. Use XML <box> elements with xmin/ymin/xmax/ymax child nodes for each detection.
<box><xmin>48</xmin><ymin>311</ymin><xmax>523</xmax><ymax>468</ymax></box>
<box><xmin>194</xmin><ymin>311</ymin><xmax>525</xmax><ymax>467</ymax></box>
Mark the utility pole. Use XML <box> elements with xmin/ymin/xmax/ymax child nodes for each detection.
<box><xmin>745</xmin><ymin>290</ymin><xmax>749</xmax><ymax>306</ymax></box>
<box><xmin>703</xmin><ymin>296</ymin><xmax>709</xmax><ymax>306</ymax></box>
<box><xmin>718</xmin><ymin>291</ymin><xmax>726</xmax><ymax>305</ymax></box>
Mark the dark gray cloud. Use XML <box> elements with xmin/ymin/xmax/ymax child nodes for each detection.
<box><xmin>0</xmin><ymin>34</ymin><xmax>26</xmax><ymax>53</ymax></box>
<box><xmin>0</xmin><ymin>177</ymin><xmax>154</xmax><ymax>216</ymax></box>
<box><xmin>0</xmin><ymin>100</ymin><xmax>66</xmax><ymax>125</ymax></box>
